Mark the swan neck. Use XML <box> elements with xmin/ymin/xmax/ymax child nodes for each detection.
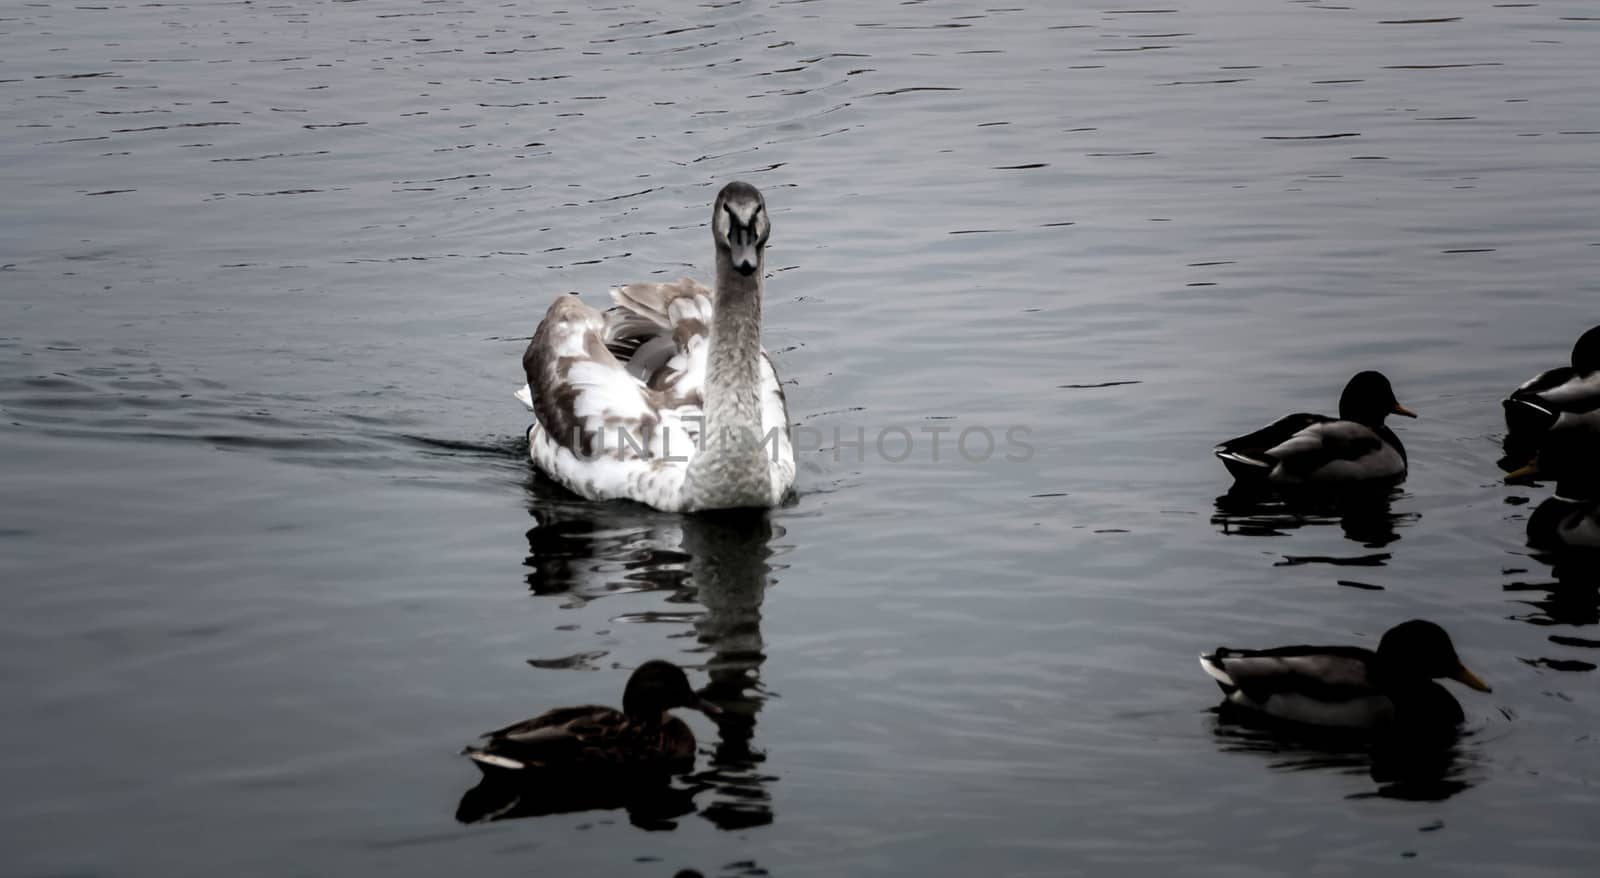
<box><xmin>683</xmin><ymin>249</ymin><xmax>771</xmax><ymax>509</ymax></box>
<box><xmin>706</xmin><ymin>253</ymin><xmax>764</xmax><ymax>427</ymax></box>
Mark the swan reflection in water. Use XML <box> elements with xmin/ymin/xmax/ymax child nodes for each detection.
<box><xmin>1207</xmin><ymin>705</ymin><xmax>1476</xmax><ymax>802</ymax></box>
<box><xmin>1211</xmin><ymin>484</ymin><xmax>1417</xmax><ymax>559</ymax></box>
<box><xmin>457</xmin><ymin>492</ymin><xmax>783</xmax><ymax>829</ymax></box>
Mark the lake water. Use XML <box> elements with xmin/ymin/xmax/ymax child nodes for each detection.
<box><xmin>2</xmin><ymin>0</ymin><xmax>1598</xmax><ymax>875</ymax></box>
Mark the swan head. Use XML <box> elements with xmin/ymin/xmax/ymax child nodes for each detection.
<box><xmin>713</xmin><ymin>181</ymin><xmax>769</xmax><ymax>277</ymax></box>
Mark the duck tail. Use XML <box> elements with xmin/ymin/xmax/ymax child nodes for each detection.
<box><xmin>1215</xmin><ymin>447</ymin><xmax>1273</xmax><ymax>483</ymax></box>
<box><xmin>463</xmin><ymin>747</ymin><xmax>527</xmax><ymax>772</ymax></box>
<box><xmin>1199</xmin><ymin>651</ymin><xmax>1238</xmax><ymax>693</ymax></box>
<box><xmin>1214</xmin><ymin>447</ymin><xmax>1270</xmax><ymax>468</ymax></box>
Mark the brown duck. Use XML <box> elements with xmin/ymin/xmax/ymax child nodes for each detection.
<box><xmin>463</xmin><ymin>660</ymin><xmax>721</xmax><ymax>775</ymax></box>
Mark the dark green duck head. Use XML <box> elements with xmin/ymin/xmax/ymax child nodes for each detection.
<box><xmin>623</xmin><ymin>660</ymin><xmax>724</xmax><ymax>721</ymax></box>
<box><xmin>1377</xmin><ymin>620</ymin><xmax>1491</xmax><ymax>693</ymax></box>
<box><xmin>1571</xmin><ymin>325</ymin><xmax>1600</xmax><ymax>374</ymax></box>
<box><xmin>1339</xmin><ymin>370</ymin><xmax>1417</xmax><ymax>426</ymax></box>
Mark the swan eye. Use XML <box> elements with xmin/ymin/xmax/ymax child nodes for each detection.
<box><xmin>752</xmin><ymin>206</ymin><xmax>769</xmax><ymax>244</ymax></box>
<box><xmin>721</xmin><ymin>203</ymin><xmax>768</xmax><ymax>241</ymax></box>
<box><xmin>716</xmin><ymin>196</ymin><xmax>768</xmax><ymax>252</ymax></box>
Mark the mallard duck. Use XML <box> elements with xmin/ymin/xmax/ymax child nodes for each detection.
<box><xmin>464</xmin><ymin>660</ymin><xmax>721</xmax><ymax>774</ymax></box>
<box><xmin>1504</xmin><ymin>324</ymin><xmax>1600</xmax><ymax>442</ymax></box>
<box><xmin>515</xmin><ymin>181</ymin><xmax>795</xmax><ymax>512</ymax></box>
<box><xmin>1199</xmin><ymin>619</ymin><xmax>1491</xmax><ymax>729</ymax></box>
<box><xmin>1525</xmin><ymin>496</ymin><xmax>1600</xmax><ymax>551</ymax></box>
<box><xmin>1506</xmin><ymin>425</ymin><xmax>1600</xmax><ymax>550</ymax></box>
<box><xmin>1214</xmin><ymin>370</ymin><xmax>1416</xmax><ymax>486</ymax></box>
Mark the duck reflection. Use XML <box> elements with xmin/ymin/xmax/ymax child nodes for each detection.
<box><xmin>1212</xmin><ymin>485</ymin><xmax>1415</xmax><ymax>556</ymax></box>
<box><xmin>1506</xmin><ymin>560</ymin><xmax>1600</xmax><ymax>628</ymax></box>
<box><xmin>455</xmin><ymin>771</ymin><xmax>704</xmax><ymax>829</ymax></box>
<box><xmin>1207</xmin><ymin>708</ymin><xmax>1474</xmax><ymax>801</ymax></box>
<box><xmin>1504</xmin><ymin>556</ymin><xmax>1600</xmax><ymax>673</ymax></box>
<box><xmin>458</xmin><ymin>491</ymin><xmax>782</xmax><ymax>828</ymax></box>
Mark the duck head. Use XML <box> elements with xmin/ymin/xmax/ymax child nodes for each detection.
<box><xmin>1378</xmin><ymin>619</ymin><xmax>1491</xmax><ymax>692</ymax></box>
<box><xmin>1338</xmin><ymin>370</ymin><xmax>1416</xmax><ymax>425</ymax></box>
<box><xmin>713</xmin><ymin>181</ymin><xmax>769</xmax><ymax>278</ymax></box>
<box><xmin>1572</xmin><ymin>325</ymin><xmax>1600</xmax><ymax>374</ymax></box>
<box><xmin>622</xmin><ymin>659</ymin><xmax>724</xmax><ymax>720</ymax></box>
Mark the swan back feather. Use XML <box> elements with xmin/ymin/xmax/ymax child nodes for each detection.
<box><xmin>519</xmin><ymin>281</ymin><xmax>793</xmax><ymax>511</ymax></box>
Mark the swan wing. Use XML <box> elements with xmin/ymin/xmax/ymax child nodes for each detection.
<box><xmin>517</xmin><ymin>278</ymin><xmax>792</xmax><ymax>510</ymax></box>
<box><xmin>523</xmin><ymin>295</ymin><xmax>657</xmax><ymax>455</ymax></box>
<box><xmin>760</xmin><ymin>351</ymin><xmax>796</xmax><ymax>501</ymax></box>
<box><xmin>519</xmin><ymin>295</ymin><xmax>697</xmax><ymax>509</ymax></box>
<box><xmin>611</xmin><ymin>278</ymin><xmax>794</xmax><ymax>502</ymax></box>
<box><xmin>609</xmin><ymin>279</ymin><xmax>714</xmax><ymax>403</ymax></box>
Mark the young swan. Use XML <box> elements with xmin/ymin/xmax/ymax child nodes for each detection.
<box><xmin>516</xmin><ymin>182</ymin><xmax>795</xmax><ymax>512</ymax></box>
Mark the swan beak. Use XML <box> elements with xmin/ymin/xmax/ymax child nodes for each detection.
<box><xmin>730</xmin><ymin>240</ymin><xmax>759</xmax><ymax>276</ymax></box>
<box><xmin>1391</xmin><ymin>402</ymin><xmax>1418</xmax><ymax>418</ymax></box>
<box><xmin>1451</xmin><ymin>666</ymin><xmax>1492</xmax><ymax>693</ymax></box>
<box><xmin>1504</xmin><ymin>459</ymin><xmax>1540</xmax><ymax>481</ymax></box>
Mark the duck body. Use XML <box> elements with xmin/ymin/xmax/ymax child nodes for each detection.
<box><xmin>1503</xmin><ymin>326</ymin><xmax>1600</xmax><ymax>474</ymax></box>
<box><xmin>463</xmin><ymin>660</ymin><xmax>720</xmax><ymax>777</ymax></box>
<box><xmin>1199</xmin><ymin>620</ymin><xmax>1489</xmax><ymax>731</ymax></box>
<box><xmin>1215</xmin><ymin>371</ymin><xmax>1414</xmax><ymax>487</ymax></box>
<box><xmin>1503</xmin><ymin>325</ymin><xmax>1600</xmax><ymax>443</ymax></box>
<box><xmin>1215</xmin><ymin>413</ymin><xmax>1407</xmax><ymax>485</ymax></box>
<box><xmin>1527</xmin><ymin>495</ymin><xmax>1600</xmax><ymax>551</ymax></box>
<box><xmin>517</xmin><ymin>182</ymin><xmax>795</xmax><ymax>512</ymax></box>
<box><xmin>464</xmin><ymin>704</ymin><xmax>697</xmax><ymax>776</ymax></box>
<box><xmin>1201</xmin><ymin>645</ymin><xmax>1437</xmax><ymax>728</ymax></box>
<box><xmin>1506</xmin><ymin>418</ymin><xmax>1600</xmax><ymax>551</ymax></box>
<box><xmin>1513</xmin><ymin>428</ymin><xmax>1600</xmax><ymax>550</ymax></box>
<box><xmin>1504</xmin><ymin>367</ymin><xmax>1600</xmax><ymax>435</ymax></box>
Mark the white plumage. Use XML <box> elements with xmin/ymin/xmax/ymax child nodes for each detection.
<box><xmin>516</xmin><ymin>183</ymin><xmax>795</xmax><ymax>512</ymax></box>
<box><xmin>518</xmin><ymin>283</ymin><xmax>794</xmax><ymax>512</ymax></box>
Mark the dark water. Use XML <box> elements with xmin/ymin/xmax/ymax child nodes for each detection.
<box><xmin>3</xmin><ymin>0</ymin><xmax>1598</xmax><ymax>875</ymax></box>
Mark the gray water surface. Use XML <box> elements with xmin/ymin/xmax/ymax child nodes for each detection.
<box><xmin>3</xmin><ymin>1</ymin><xmax>1598</xmax><ymax>875</ymax></box>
